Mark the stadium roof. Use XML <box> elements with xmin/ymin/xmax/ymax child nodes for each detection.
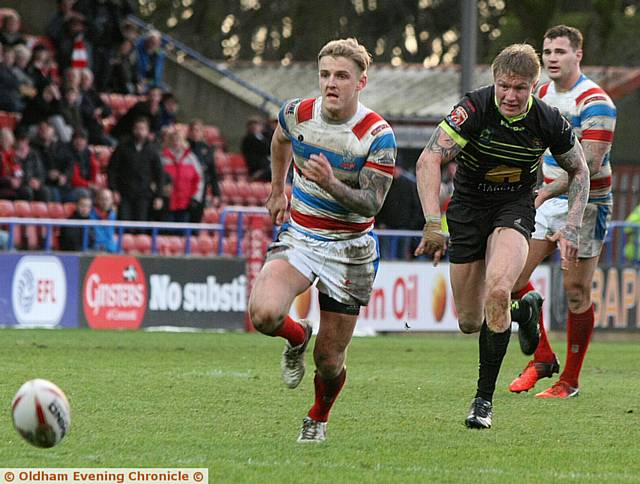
<box><xmin>229</xmin><ymin>62</ymin><xmax>640</xmax><ymax>122</ymax></box>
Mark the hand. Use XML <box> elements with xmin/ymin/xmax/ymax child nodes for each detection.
<box><xmin>113</xmin><ymin>191</ymin><xmax>121</xmax><ymax>205</ymax></box>
<box><xmin>414</xmin><ymin>216</ymin><xmax>447</xmax><ymax>265</ymax></box>
<box><xmin>546</xmin><ymin>225</ymin><xmax>579</xmax><ymax>271</ymax></box>
<box><xmin>266</xmin><ymin>189</ymin><xmax>288</xmax><ymax>225</ymax></box>
<box><xmin>534</xmin><ymin>187</ymin><xmax>551</xmax><ymax>209</ymax></box>
<box><xmin>300</xmin><ymin>153</ymin><xmax>335</xmax><ymax>190</ymax></box>
<box><xmin>153</xmin><ymin>197</ymin><xmax>163</xmax><ymax>210</ymax></box>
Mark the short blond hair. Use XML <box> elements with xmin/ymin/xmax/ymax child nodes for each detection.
<box><xmin>318</xmin><ymin>38</ymin><xmax>372</xmax><ymax>72</ymax></box>
<box><xmin>491</xmin><ymin>43</ymin><xmax>540</xmax><ymax>83</ymax></box>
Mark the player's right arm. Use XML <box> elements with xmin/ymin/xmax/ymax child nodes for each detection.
<box><xmin>267</xmin><ymin>124</ymin><xmax>292</xmax><ymax>225</ymax></box>
<box><xmin>414</xmin><ymin>125</ymin><xmax>461</xmax><ymax>263</ymax></box>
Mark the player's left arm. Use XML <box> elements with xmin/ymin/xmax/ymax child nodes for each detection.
<box><xmin>552</xmin><ymin>142</ymin><xmax>590</xmax><ymax>265</ymax></box>
<box><xmin>301</xmin><ymin>152</ymin><xmax>393</xmax><ymax>218</ymax></box>
<box><xmin>537</xmin><ymin>139</ymin><xmax>611</xmax><ymax>204</ymax></box>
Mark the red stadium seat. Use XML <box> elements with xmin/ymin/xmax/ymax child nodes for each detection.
<box><xmin>14</xmin><ymin>201</ymin><xmax>38</xmax><ymax>249</ymax></box>
<box><xmin>155</xmin><ymin>235</ymin><xmax>170</xmax><ymax>255</ymax></box>
<box><xmin>196</xmin><ymin>234</ymin><xmax>214</xmax><ymax>255</ymax></box>
<box><xmin>167</xmin><ymin>235</ymin><xmax>185</xmax><ymax>255</ymax></box>
<box><xmin>0</xmin><ymin>199</ymin><xmax>15</xmax><ymax>217</ymax></box>
<box><xmin>47</xmin><ymin>202</ymin><xmax>65</xmax><ymax>219</ymax></box>
<box><xmin>63</xmin><ymin>202</ymin><xmax>77</xmax><ymax>218</ymax></box>
<box><xmin>30</xmin><ymin>201</ymin><xmax>49</xmax><ymax>218</ymax></box>
<box><xmin>222</xmin><ymin>235</ymin><xmax>238</xmax><ymax>256</ymax></box>
<box><xmin>202</xmin><ymin>207</ymin><xmax>220</xmax><ymax>224</ymax></box>
<box><xmin>121</xmin><ymin>233</ymin><xmax>135</xmax><ymax>253</ymax></box>
<box><xmin>229</xmin><ymin>153</ymin><xmax>248</xmax><ymax>179</ymax></box>
<box><xmin>14</xmin><ymin>200</ymin><xmax>31</xmax><ymax>218</ymax></box>
<box><xmin>134</xmin><ymin>234</ymin><xmax>152</xmax><ymax>254</ymax></box>
<box><xmin>187</xmin><ymin>236</ymin><xmax>199</xmax><ymax>255</ymax></box>
<box><xmin>222</xmin><ymin>211</ymin><xmax>239</xmax><ymax>232</ymax></box>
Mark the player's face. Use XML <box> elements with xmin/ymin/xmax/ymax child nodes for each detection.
<box><xmin>319</xmin><ymin>56</ymin><xmax>367</xmax><ymax>121</ymax></box>
<box><xmin>494</xmin><ymin>74</ymin><xmax>535</xmax><ymax>118</ymax></box>
<box><xmin>542</xmin><ymin>36</ymin><xmax>582</xmax><ymax>84</ymax></box>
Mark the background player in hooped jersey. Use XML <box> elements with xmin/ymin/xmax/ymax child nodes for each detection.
<box><xmin>508</xmin><ymin>25</ymin><xmax>616</xmax><ymax>398</ymax></box>
<box><xmin>248</xmin><ymin>38</ymin><xmax>396</xmax><ymax>443</ymax></box>
<box><xmin>415</xmin><ymin>43</ymin><xmax>589</xmax><ymax>429</ymax></box>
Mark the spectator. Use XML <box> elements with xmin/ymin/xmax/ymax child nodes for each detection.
<box><xmin>79</xmin><ymin>68</ymin><xmax>114</xmax><ymax>146</ymax></box>
<box><xmin>20</xmin><ymin>83</ymin><xmax>68</xmax><ymax>140</ymax></box>
<box><xmin>10</xmin><ymin>45</ymin><xmax>37</xmax><ymax>102</ymax></box>
<box><xmin>241</xmin><ymin>115</ymin><xmax>271</xmax><ymax>181</ymax></box>
<box><xmin>90</xmin><ymin>187</ymin><xmax>117</xmax><ymax>252</ymax></box>
<box><xmin>160</xmin><ymin>127</ymin><xmax>203</xmax><ymax>224</ymax></box>
<box><xmin>108</xmin><ymin>117</ymin><xmax>164</xmax><ymax>221</ymax></box>
<box><xmin>74</xmin><ymin>0</ymin><xmax>133</xmax><ymax>92</ymax></box>
<box><xmin>111</xmin><ymin>86</ymin><xmax>163</xmax><ymax>140</ymax></box>
<box><xmin>61</xmin><ymin>66</ymin><xmax>81</xmax><ymax>91</ymax></box>
<box><xmin>59</xmin><ymin>193</ymin><xmax>92</xmax><ymax>251</ymax></box>
<box><xmin>0</xmin><ymin>11</ymin><xmax>26</xmax><ymax>48</ymax></box>
<box><xmin>14</xmin><ymin>130</ymin><xmax>51</xmax><ymax>202</ymax></box>
<box><xmin>47</xmin><ymin>0</ymin><xmax>77</xmax><ymax>54</ymax></box>
<box><xmin>59</xmin><ymin>86</ymin><xmax>84</xmax><ymax>137</ymax></box>
<box><xmin>187</xmin><ymin>119</ymin><xmax>220</xmax><ymax>221</ymax></box>
<box><xmin>136</xmin><ymin>30</ymin><xmax>165</xmax><ymax>92</ymax></box>
<box><xmin>159</xmin><ymin>92</ymin><xmax>179</xmax><ymax>131</ymax></box>
<box><xmin>56</xmin><ymin>13</ymin><xmax>92</xmax><ymax>75</ymax></box>
<box><xmin>0</xmin><ymin>128</ymin><xmax>21</xmax><ymax>199</ymax></box>
<box><xmin>109</xmin><ymin>38</ymin><xmax>139</xmax><ymax>94</ymax></box>
<box><xmin>31</xmin><ymin>120</ymin><xmax>68</xmax><ymax>202</ymax></box>
<box><xmin>26</xmin><ymin>45</ymin><xmax>56</xmax><ymax>93</ymax></box>
<box><xmin>63</xmin><ymin>128</ymin><xmax>99</xmax><ymax>197</ymax></box>
<box><xmin>376</xmin><ymin>166</ymin><xmax>423</xmax><ymax>259</ymax></box>
<box><xmin>0</xmin><ymin>42</ymin><xmax>23</xmax><ymax>112</ymax></box>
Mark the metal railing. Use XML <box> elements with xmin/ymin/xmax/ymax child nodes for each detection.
<box><xmin>126</xmin><ymin>15</ymin><xmax>282</xmax><ymax>113</ymax></box>
<box><xmin>0</xmin><ymin>217</ymin><xmax>223</xmax><ymax>255</ymax></box>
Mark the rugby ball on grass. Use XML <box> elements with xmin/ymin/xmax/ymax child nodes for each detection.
<box><xmin>12</xmin><ymin>379</ymin><xmax>71</xmax><ymax>448</ymax></box>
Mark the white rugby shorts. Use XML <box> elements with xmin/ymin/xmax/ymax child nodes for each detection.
<box><xmin>264</xmin><ymin>226</ymin><xmax>380</xmax><ymax>306</ymax></box>
<box><xmin>533</xmin><ymin>197</ymin><xmax>611</xmax><ymax>258</ymax></box>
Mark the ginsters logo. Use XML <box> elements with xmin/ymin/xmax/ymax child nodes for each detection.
<box><xmin>83</xmin><ymin>256</ymin><xmax>147</xmax><ymax>329</ymax></box>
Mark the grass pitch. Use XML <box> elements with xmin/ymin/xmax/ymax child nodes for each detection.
<box><xmin>0</xmin><ymin>328</ymin><xmax>638</xmax><ymax>483</ymax></box>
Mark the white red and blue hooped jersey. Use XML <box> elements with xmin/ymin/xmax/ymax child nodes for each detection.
<box><xmin>537</xmin><ymin>74</ymin><xmax>616</xmax><ymax>205</ymax></box>
<box><xmin>278</xmin><ymin>97</ymin><xmax>397</xmax><ymax>240</ymax></box>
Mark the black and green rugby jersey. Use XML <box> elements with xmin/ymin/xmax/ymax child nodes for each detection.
<box><xmin>440</xmin><ymin>85</ymin><xmax>575</xmax><ymax>205</ymax></box>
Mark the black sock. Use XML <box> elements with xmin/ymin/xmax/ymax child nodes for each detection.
<box><xmin>475</xmin><ymin>321</ymin><xmax>511</xmax><ymax>402</ymax></box>
<box><xmin>510</xmin><ymin>298</ymin><xmax>531</xmax><ymax>323</ymax></box>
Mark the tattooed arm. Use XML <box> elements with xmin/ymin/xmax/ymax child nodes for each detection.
<box><xmin>300</xmin><ymin>151</ymin><xmax>393</xmax><ymax>218</ymax></box>
<box><xmin>552</xmin><ymin>141</ymin><xmax>590</xmax><ymax>266</ymax></box>
<box><xmin>415</xmin><ymin>126</ymin><xmax>462</xmax><ymax>219</ymax></box>
<box><xmin>537</xmin><ymin>140</ymin><xmax>610</xmax><ymax>205</ymax></box>
<box><xmin>414</xmin><ymin>126</ymin><xmax>462</xmax><ymax>262</ymax></box>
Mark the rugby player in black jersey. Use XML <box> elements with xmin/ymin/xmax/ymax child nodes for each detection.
<box><xmin>414</xmin><ymin>44</ymin><xmax>589</xmax><ymax>429</ymax></box>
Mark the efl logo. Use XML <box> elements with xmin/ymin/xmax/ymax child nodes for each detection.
<box><xmin>11</xmin><ymin>256</ymin><xmax>67</xmax><ymax>327</ymax></box>
<box><xmin>83</xmin><ymin>256</ymin><xmax>147</xmax><ymax>329</ymax></box>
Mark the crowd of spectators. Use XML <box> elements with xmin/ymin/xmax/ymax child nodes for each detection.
<box><xmin>0</xmin><ymin>2</ymin><xmax>228</xmax><ymax>253</ymax></box>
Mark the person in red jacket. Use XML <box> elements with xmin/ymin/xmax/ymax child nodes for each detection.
<box><xmin>66</xmin><ymin>128</ymin><xmax>99</xmax><ymax>199</ymax></box>
<box><xmin>160</xmin><ymin>127</ymin><xmax>202</xmax><ymax>223</ymax></box>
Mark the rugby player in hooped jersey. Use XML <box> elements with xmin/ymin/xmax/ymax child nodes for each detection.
<box><xmin>248</xmin><ymin>38</ymin><xmax>396</xmax><ymax>442</ymax></box>
<box><xmin>414</xmin><ymin>43</ymin><xmax>589</xmax><ymax>429</ymax></box>
<box><xmin>508</xmin><ymin>26</ymin><xmax>616</xmax><ymax>399</ymax></box>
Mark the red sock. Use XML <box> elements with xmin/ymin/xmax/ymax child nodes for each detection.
<box><xmin>272</xmin><ymin>315</ymin><xmax>306</xmax><ymax>346</ymax></box>
<box><xmin>512</xmin><ymin>281</ymin><xmax>555</xmax><ymax>362</ymax></box>
<box><xmin>308</xmin><ymin>368</ymin><xmax>347</xmax><ymax>422</ymax></box>
<box><xmin>560</xmin><ymin>305</ymin><xmax>595</xmax><ymax>388</ymax></box>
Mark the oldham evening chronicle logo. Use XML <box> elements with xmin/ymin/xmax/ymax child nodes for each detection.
<box><xmin>11</xmin><ymin>256</ymin><xmax>67</xmax><ymax>327</ymax></box>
